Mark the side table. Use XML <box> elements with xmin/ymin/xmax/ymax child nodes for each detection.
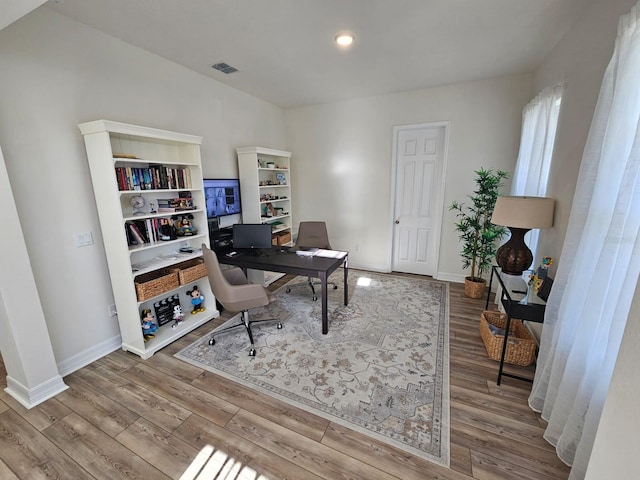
<box><xmin>485</xmin><ymin>265</ymin><xmax>546</xmax><ymax>385</ymax></box>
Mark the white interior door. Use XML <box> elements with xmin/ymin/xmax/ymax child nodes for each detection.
<box><xmin>391</xmin><ymin>124</ymin><xmax>447</xmax><ymax>276</ymax></box>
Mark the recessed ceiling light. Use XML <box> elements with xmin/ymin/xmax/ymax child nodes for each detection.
<box><xmin>335</xmin><ymin>32</ymin><xmax>354</xmax><ymax>48</ymax></box>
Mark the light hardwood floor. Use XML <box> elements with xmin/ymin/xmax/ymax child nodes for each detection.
<box><xmin>0</xmin><ymin>274</ymin><xmax>570</xmax><ymax>479</ymax></box>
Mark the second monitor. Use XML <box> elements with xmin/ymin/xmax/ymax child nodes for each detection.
<box><xmin>233</xmin><ymin>223</ymin><xmax>273</xmax><ymax>250</ymax></box>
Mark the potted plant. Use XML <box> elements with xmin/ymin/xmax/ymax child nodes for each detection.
<box><xmin>450</xmin><ymin>168</ymin><xmax>509</xmax><ymax>298</ymax></box>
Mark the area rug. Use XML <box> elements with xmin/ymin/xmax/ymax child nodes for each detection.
<box><xmin>176</xmin><ymin>270</ymin><xmax>450</xmax><ymax>466</ymax></box>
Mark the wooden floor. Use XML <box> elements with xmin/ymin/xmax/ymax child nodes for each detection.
<box><xmin>0</xmin><ymin>274</ymin><xmax>570</xmax><ymax>480</ymax></box>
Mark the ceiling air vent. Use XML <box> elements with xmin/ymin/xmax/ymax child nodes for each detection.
<box><xmin>212</xmin><ymin>62</ymin><xmax>238</xmax><ymax>74</ymax></box>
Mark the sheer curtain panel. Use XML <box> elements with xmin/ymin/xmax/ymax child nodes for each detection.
<box><xmin>511</xmin><ymin>85</ymin><xmax>563</xmax><ymax>262</ymax></box>
<box><xmin>529</xmin><ymin>3</ymin><xmax>640</xmax><ymax>479</ymax></box>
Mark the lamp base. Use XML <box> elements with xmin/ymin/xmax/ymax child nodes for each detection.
<box><xmin>496</xmin><ymin>227</ymin><xmax>532</xmax><ymax>276</ymax></box>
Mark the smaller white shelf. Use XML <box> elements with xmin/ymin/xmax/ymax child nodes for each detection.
<box><xmin>113</xmin><ymin>157</ymin><xmax>199</xmax><ymax>167</ymax></box>
<box><xmin>127</xmin><ymin>233</ymin><xmax>208</xmax><ymax>255</ymax></box>
<box><xmin>123</xmin><ymin>208</ymin><xmax>203</xmax><ymax>222</ymax></box>
<box><xmin>124</xmin><ymin>308</ymin><xmax>218</xmax><ymax>359</ymax></box>
<box><xmin>120</xmin><ymin>188</ymin><xmax>194</xmax><ymax>196</ymax></box>
<box><xmin>271</xmin><ymin>225</ymin><xmax>290</xmax><ymax>234</ymax></box>
<box><xmin>131</xmin><ymin>251</ymin><xmax>203</xmax><ymax>277</ymax></box>
<box><xmin>261</xmin><ymin>215</ymin><xmax>289</xmax><ymax>222</ymax></box>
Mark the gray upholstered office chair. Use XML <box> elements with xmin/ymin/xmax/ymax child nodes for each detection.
<box><xmin>201</xmin><ymin>244</ymin><xmax>282</xmax><ymax>356</ymax></box>
<box><xmin>286</xmin><ymin>221</ymin><xmax>339</xmax><ymax>301</ymax></box>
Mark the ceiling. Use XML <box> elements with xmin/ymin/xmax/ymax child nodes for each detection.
<box><xmin>45</xmin><ymin>0</ymin><xmax>595</xmax><ymax>109</ymax></box>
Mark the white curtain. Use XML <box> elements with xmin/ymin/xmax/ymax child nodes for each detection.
<box><xmin>529</xmin><ymin>3</ymin><xmax>640</xmax><ymax>479</ymax></box>
<box><xmin>511</xmin><ymin>84</ymin><xmax>563</xmax><ymax>263</ymax></box>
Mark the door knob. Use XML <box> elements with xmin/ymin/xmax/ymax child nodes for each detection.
<box><xmin>395</xmin><ymin>220</ymin><xmax>400</xmax><ymax>224</ymax></box>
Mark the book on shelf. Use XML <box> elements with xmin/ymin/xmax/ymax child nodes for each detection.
<box><xmin>126</xmin><ymin>222</ymin><xmax>146</xmax><ymax>245</ymax></box>
<box><xmin>114</xmin><ymin>165</ymin><xmax>192</xmax><ymax>191</ymax></box>
<box><xmin>157</xmin><ymin>197</ymin><xmax>195</xmax><ymax>213</ymax></box>
<box><xmin>126</xmin><ymin>217</ymin><xmax>181</xmax><ymax>246</ymax></box>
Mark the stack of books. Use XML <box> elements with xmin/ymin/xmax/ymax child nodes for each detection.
<box><xmin>157</xmin><ymin>197</ymin><xmax>195</xmax><ymax>213</ymax></box>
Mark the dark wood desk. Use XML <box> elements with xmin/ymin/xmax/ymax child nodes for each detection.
<box><xmin>218</xmin><ymin>248</ymin><xmax>349</xmax><ymax>334</ymax></box>
<box><xmin>486</xmin><ymin>265</ymin><xmax>546</xmax><ymax>385</ymax></box>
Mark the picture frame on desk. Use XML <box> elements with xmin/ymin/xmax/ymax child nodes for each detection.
<box><xmin>537</xmin><ymin>276</ymin><xmax>554</xmax><ymax>302</ymax></box>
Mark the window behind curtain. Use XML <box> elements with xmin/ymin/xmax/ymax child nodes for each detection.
<box><xmin>511</xmin><ymin>85</ymin><xmax>563</xmax><ymax>263</ymax></box>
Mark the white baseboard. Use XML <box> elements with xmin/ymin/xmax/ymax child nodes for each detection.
<box><xmin>56</xmin><ymin>335</ymin><xmax>122</xmax><ymax>377</ymax></box>
<box><xmin>435</xmin><ymin>272</ymin><xmax>466</xmax><ymax>283</ymax></box>
<box><xmin>348</xmin><ymin>261</ymin><xmax>390</xmax><ymax>273</ymax></box>
<box><xmin>5</xmin><ymin>374</ymin><xmax>68</xmax><ymax>409</ymax></box>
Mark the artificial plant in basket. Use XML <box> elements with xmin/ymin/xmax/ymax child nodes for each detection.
<box><xmin>450</xmin><ymin>167</ymin><xmax>509</xmax><ymax>298</ymax></box>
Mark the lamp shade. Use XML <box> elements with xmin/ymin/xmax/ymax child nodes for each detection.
<box><xmin>491</xmin><ymin>196</ymin><xmax>555</xmax><ymax>228</ymax></box>
<box><xmin>491</xmin><ymin>196</ymin><xmax>554</xmax><ymax>275</ymax></box>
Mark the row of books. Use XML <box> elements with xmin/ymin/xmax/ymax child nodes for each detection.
<box><xmin>115</xmin><ymin>165</ymin><xmax>192</xmax><ymax>191</ymax></box>
<box><xmin>125</xmin><ymin>218</ymin><xmax>174</xmax><ymax>246</ymax></box>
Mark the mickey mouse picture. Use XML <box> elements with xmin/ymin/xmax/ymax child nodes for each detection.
<box><xmin>186</xmin><ymin>285</ymin><xmax>205</xmax><ymax>314</ymax></box>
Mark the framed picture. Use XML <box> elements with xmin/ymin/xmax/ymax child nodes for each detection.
<box><xmin>276</xmin><ymin>172</ymin><xmax>286</xmax><ymax>185</ymax></box>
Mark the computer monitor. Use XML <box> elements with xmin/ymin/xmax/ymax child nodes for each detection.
<box><xmin>233</xmin><ymin>223</ymin><xmax>273</xmax><ymax>249</ymax></box>
<box><xmin>203</xmin><ymin>178</ymin><xmax>241</xmax><ymax>218</ymax></box>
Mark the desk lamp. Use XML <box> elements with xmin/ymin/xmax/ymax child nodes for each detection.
<box><xmin>491</xmin><ymin>196</ymin><xmax>554</xmax><ymax>275</ymax></box>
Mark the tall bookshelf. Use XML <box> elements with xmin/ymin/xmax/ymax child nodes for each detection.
<box><xmin>237</xmin><ymin>147</ymin><xmax>293</xmax><ymax>285</ymax></box>
<box><xmin>79</xmin><ymin>120</ymin><xmax>219</xmax><ymax>358</ymax></box>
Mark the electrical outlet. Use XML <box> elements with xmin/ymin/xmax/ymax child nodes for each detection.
<box><xmin>108</xmin><ymin>304</ymin><xmax>117</xmax><ymax>317</ymax></box>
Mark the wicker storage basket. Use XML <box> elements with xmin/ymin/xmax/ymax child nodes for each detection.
<box><xmin>173</xmin><ymin>258</ymin><xmax>207</xmax><ymax>285</ymax></box>
<box><xmin>135</xmin><ymin>269</ymin><xmax>180</xmax><ymax>301</ymax></box>
<box><xmin>479</xmin><ymin>310</ymin><xmax>537</xmax><ymax>367</ymax></box>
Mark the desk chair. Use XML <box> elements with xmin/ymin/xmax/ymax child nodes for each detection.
<box><xmin>286</xmin><ymin>221</ymin><xmax>339</xmax><ymax>301</ymax></box>
<box><xmin>201</xmin><ymin>244</ymin><xmax>282</xmax><ymax>356</ymax></box>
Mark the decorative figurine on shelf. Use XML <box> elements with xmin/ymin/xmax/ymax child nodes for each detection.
<box><xmin>529</xmin><ymin>256</ymin><xmax>555</xmax><ymax>292</ymax></box>
<box><xmin>174</xmin><ymin>214</ymin><xmax>197</xmax><ymax>236</ymax></box>
<box><xmin>171</xmin><ymin>304</ymin><xmax>185</xmax><ymax>329</ymax></box>
<box><xmin>140</xmin><ymin>308</ymin><xmax>158</xmax><ymax>342</ymax></box>
<box><xmin>187</xmin><ymin>285</ymin><xmax>205</xmax><ymax>314</ymax></box>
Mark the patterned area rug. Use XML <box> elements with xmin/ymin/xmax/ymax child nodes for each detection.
<box><xmin>176</xmin><ymin>270</ymin><xmax>450</xmax><ymax>466</ymax></box>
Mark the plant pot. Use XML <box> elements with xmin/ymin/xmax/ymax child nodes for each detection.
<box><xmin>464</xmin><ymin>277</ymin><xmax>487</xmax><ymax>299</ymax></box>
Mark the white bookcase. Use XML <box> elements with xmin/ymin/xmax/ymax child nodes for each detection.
<box><xmin>79</xmin><ymin>120</ymin><xmax>219</xmax><ymax>359</ymax></box>
<box><xmin>236</xmin><ymin>146</ymin><xmax>293</xmax><ymax>285</ymax></box>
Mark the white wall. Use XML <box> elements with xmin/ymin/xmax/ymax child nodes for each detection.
<box><xmin>0</xmin><ymin>0</ymin><xmax>46</xmax><ymax>30</ymax></box>
<box><xmin>0</xmin><ymin>7</ymin><xmax>287</xmax><ymax>371</ymax></box>
<box><xmin>529</xmin><ymin>0</ymin><xmax>640</xmax><ymax>476</ymax></box>
<box><xmin>284</xmin><ymin>75</ymin><xmax>533</xmax><ymax>276</ymax></box>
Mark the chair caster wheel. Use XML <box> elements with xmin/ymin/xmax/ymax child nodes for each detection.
<box><xmin>249</xmin><ymin>348</ymin><xmax>256</xmax><ymax>356</ymax></box>
<box><xmin>209</xmin><ymin>338</ymin><xmax>215</xmax><ymax>346</ymax></box>
<box><xmin>333</xmin><ymin>285</ymin><xmax>338</xmax><ymax>290</ymax></box>
<box><xmin>277</xmin><ymin>322</ymin><xmax>283</xmax><ymax>329</ymax></box>
<box><xmin>286</xmin><ymin>287</ymin><xmax>291</xmax><ymax>293</ymax></box>
<box><xmin>312</xmin><ymin>296</ymin><xmax>317</xmax><ymax>301</ymax></box>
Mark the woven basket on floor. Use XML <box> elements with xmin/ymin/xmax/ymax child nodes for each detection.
<box><xmin>479</xmin><ymin>310</ymin><xmax>537</xmax><ymax>367</ymax></box>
